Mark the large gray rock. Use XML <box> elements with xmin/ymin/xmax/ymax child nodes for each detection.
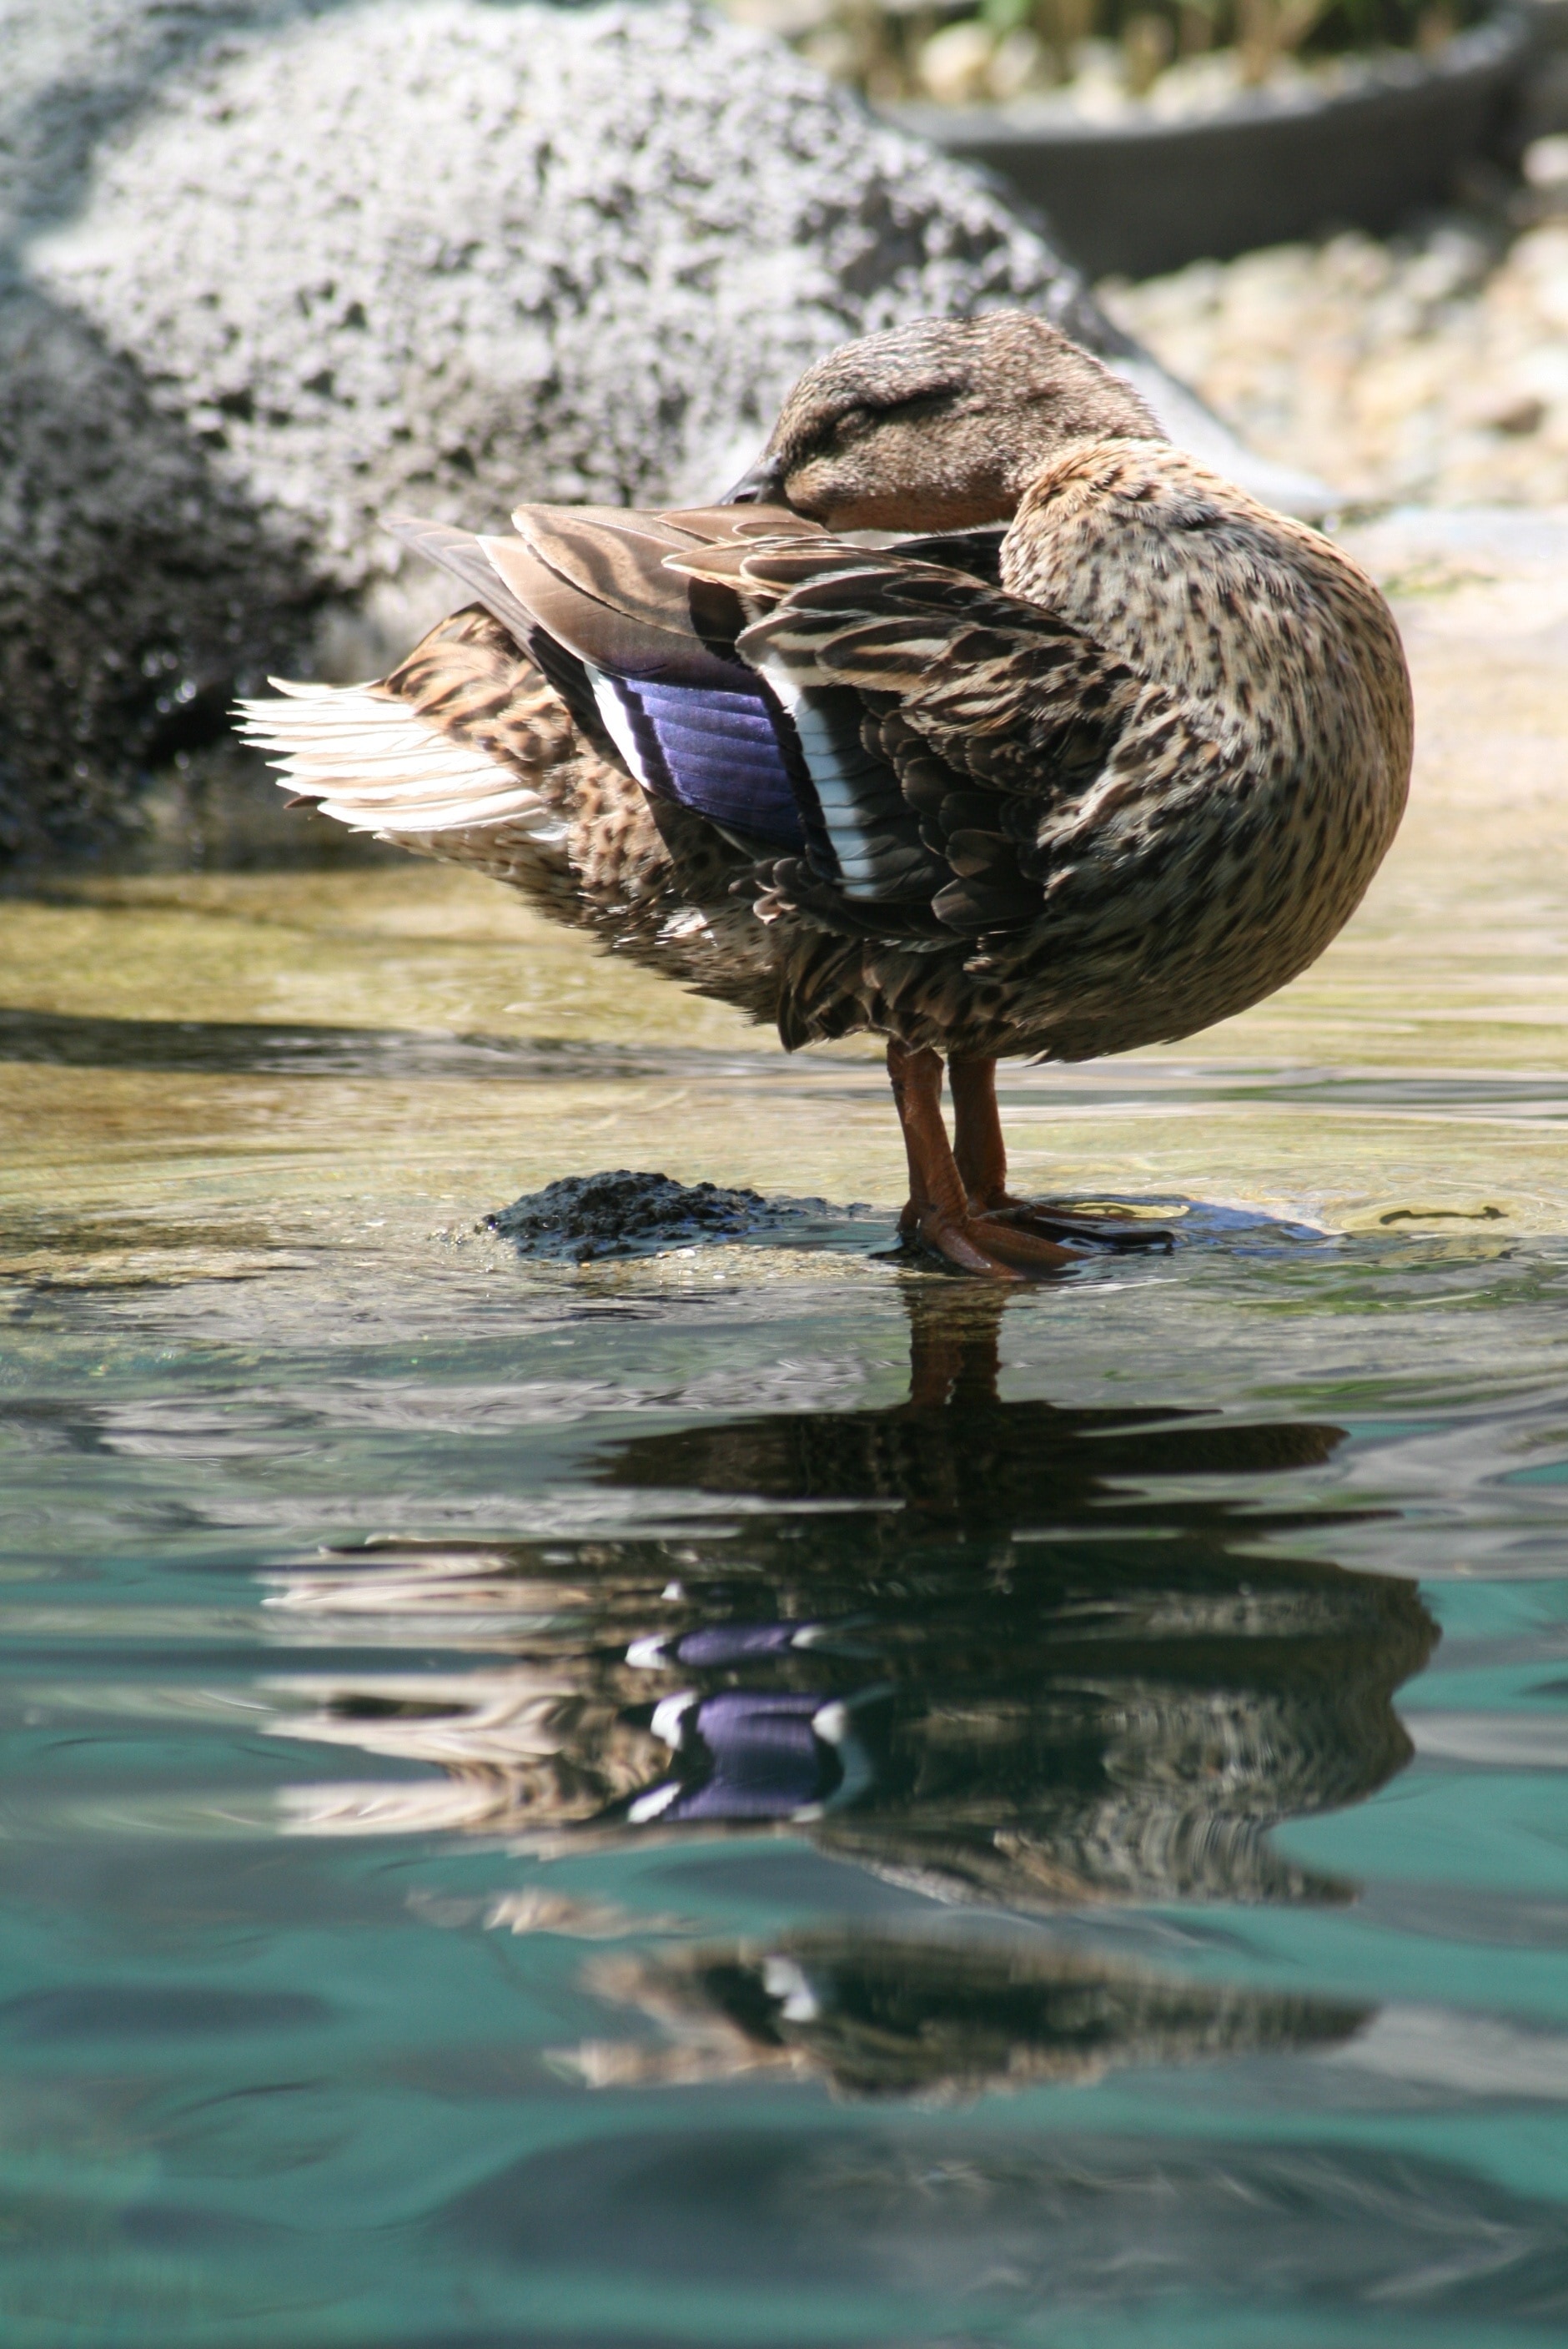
<box><xmin>3</xmin><ymin>0</ymin><xmax>1324</xmax><ymax>857</ymax></box>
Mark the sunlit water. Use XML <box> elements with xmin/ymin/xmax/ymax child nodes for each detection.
<box><xmin>3</xmin><ymin>531</ymin><xmax>1568</xmax><ymax>2344</ymax></box>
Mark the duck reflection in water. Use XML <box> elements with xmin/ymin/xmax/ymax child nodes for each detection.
<box><xmin>267</xmin><ymin>1285</ymin><xmax>1432</xmax><ymax>2096</ymax></box>
<box><xmin>270</xmin><ymin>1285</ymin><xmax>1435</xmax><ymax>1906</ymax></box>
<box><xmin>565</xmin><ymin>1929</ymin><xmax>1370</xmax><ymax>2101</ymax></box>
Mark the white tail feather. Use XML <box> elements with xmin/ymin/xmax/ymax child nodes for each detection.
<box><xmin>235</xmin><ymin>680</ymin><xmax>570</xmax><ymax>844</ymax></box>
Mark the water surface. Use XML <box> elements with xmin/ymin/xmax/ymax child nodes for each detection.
<box><xmin>3</xmin><ymin>541</ymin><xmax>1568</xmax><ymax>2344</ymax></box>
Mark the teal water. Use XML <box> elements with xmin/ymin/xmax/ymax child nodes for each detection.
<box><xmin>5</xmin><ymin>1184</ymin><xmax>1568</xmax><ymax>2346</ymax></box>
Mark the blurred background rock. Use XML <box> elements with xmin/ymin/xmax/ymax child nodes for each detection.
<box><xmin>0</xmin><ymin>0</ymin><xmax>1177</xmax><ymax>862</ymax></box>
<box><xmin>1099</xmin><ymin>123</ymin><xmax>1568</xmax><ymax>506</ymax></box>
<box><xmin>729</xmin><ymin>0</ymin><xmax>1568</xmax><ymax>503</ymax></box>
<box><xmin>1</xmin><ymin>0</ymin><xmax>1564</xmax><ymax>863</ymax></box>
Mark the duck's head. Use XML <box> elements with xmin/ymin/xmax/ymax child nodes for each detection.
<box><xmin>723</xmin><ymin>311</ymin><xmax>1163</xmax><ymax>532</ymax></box>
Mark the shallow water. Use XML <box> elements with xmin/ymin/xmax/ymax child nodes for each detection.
<box><xmin>4</xmin><ymin>535</ymin><xmax>1568</xmax><ymax>2346</ymax></box>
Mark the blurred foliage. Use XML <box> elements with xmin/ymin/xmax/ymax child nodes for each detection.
<box><xmin>723</xmin><ymin>0</ymin><xmax>1480</xmax><ymax>106</ymax></box>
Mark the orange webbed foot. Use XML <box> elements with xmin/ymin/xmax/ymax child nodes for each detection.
<box><xmin>981</xmin><ymin>1196</ymin><xmax>1175</xmax><ymax>1253</ymax></box>
<box><xmin>903</xmin><ymin>1202</ymin><xmax>1087</xmax><ymax>1280</ymax></box>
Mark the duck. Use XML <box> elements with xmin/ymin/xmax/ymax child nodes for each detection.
<box><xmin>239</xmin><ymin>312</ymin><xmax>1412</xmax><ymax>1279</ymax></box>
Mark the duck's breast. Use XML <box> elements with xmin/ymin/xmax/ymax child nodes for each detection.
<box><xmin>988</xmin><ymin>444</ymin><xmax>1413</xmax><ymax>1050</ymax></box>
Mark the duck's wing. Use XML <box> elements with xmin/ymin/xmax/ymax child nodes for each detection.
<box><xmin>381</xmin><ymin>506</ymin><xmax>906</xmax><ymax>876</ymax></box>
<box><xmin>380</xmin><ymin>508</ymin><xmax>1015</xmax><ymax>898</ymax></box>
<box><xmin>234</xmin><ymin>605</ymin><xmax>576</xmax><ymax>852</ymax></box>
<box><xmin>671</xmin><ymin>540</ymin><xmax>1146</xmax><ymax>934</ymax></box>
<box><xmin>239</xmin><ymin>500</ymin><xmax>822</xmax><ymax>859</ymax></box>
<box><xmin>491</xmin><ymin>507</ymin><xmax>819</xmax><ymax>854</ymax></box>
<box><xmin>502</xmin><ymin>508</ymin><xmax>1022</xmax><ymax>901</ymax></box>
<box><xmin>381</xmin><ymin>510</ymin><xmax>771</xmax><ymax>823</ymax></box>
<box><xmin>878</xmin><ymin>524</ymin><xmax>1006</xmax><ymax>584</ymax></box>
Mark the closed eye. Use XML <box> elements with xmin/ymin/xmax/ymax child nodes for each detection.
<box><xmin>831</xmin><ymin>387</ymin><xmax>957</xmax><ymax>441</ymax></box>
<box><xmin>826</xmin><ymin>403</ymin><xmax>876</xmax><ymax>444</ymax></box>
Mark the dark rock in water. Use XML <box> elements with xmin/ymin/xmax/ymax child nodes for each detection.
<box><xmin>488</xmin><ymin>1170</ymin><xmax>827</xmax><ymax>1262</ymax></box>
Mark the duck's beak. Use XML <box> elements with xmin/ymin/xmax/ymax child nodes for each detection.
<box><xmin>719</xmin><ymin>452</ymin><xmax>787</xmax><ymax>506</ymax></box>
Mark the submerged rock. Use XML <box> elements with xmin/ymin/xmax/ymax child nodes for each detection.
<box><xmin>488</xmin><ymin>1169</ymin><xmax>834</xmax><ymax>1260</ymax></box>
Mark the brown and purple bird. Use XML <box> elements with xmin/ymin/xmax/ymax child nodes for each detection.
<box><xmin>240</xmin><ymin>313</ymin><xmax>1411</xmax><ymax>1277</ymax></box>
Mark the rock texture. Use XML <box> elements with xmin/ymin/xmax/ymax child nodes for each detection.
<box><xmin>0</xmin><ymin>0</ymin><xmax>327</xmax><ymax>851</ymax></box>
<box><xmin>487</xmin><ymin>1170</ymin><xmax>827</xmax><ymax>1260</ymax></box>
<box><xmin>34</xmin><ymin>1</ymin><xmax>1113</xmax><ymax>566</ymax></box>
<box><xmin>1102</xmin><ymin>187</ymin><xmax>1568</xmax><ymax>509</ymax></box>
<box><xmin>2</xmin><ymin>0</ymin><xmax>1314</xmax><ymax>859</ymax></box>
<box><xmin>0</xmin><ymin>0</ymin><xmax>1066</xmax><ymax>855</ymax></box>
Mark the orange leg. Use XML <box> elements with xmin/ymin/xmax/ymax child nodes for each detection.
<box><xmin>887</xmin><ymin>1041</ymin><xmax>1082</xmax><ymax>1278</ymax></box>
<box><xmin>949</xmin><ymin>1054</ymin><xmax>1174</xmax><ymax>1251</ymax></box>
<box><xmin>949</xmin><ymin>1056</ymin><xmax>1009</xmax><ymax>1210</ymax></box>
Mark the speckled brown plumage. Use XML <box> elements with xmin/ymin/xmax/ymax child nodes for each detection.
<box><xmin>715</xmin><ymin>441</ymin><xmax>1410</xmax><ymax>1065</ymax></box>
<box><xmin>369</xmin><ymin>603</ymin><xmax>782</xmax><ymax>1023</ymax></box>
<box><xmin>239</xmin><ymin>313</ymin><xmax>1411</xmax><ymax>1277</ymax></box>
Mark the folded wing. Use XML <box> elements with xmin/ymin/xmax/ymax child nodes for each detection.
<box><xmin>374</xmin><ymin>506</ymin><xmax>1100</xmax><ymax>924</ymax></box>
<box><xmin>672</xmin><ymin>541</ymin><xmax>1146</xmax><ymax>933</ymax></box>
